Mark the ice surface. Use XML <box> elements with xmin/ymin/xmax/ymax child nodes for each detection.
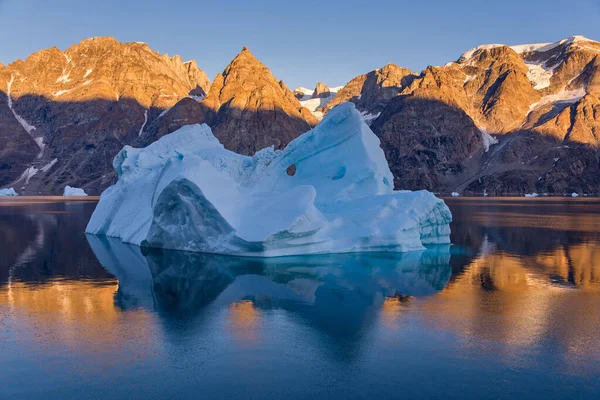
<box><xmin>86</xmin><ymin>103</ymin><xmax>452</xmax><ymax>257</ymax></box>
<box><xmin>64</xmin><ymin>186</ymin><xmax>88</xmax><ymax>196</ymax></box>
<box><xmin>525</xmin><ymin>193</ymin><xmax>539</xmax><ymax>197</ymax></box>
<box><xmin>0</xmin><ymin>187</ymin><xmax>18</xmax><ymax>196</ymax></box>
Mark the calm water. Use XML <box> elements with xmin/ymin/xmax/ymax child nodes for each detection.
<box><xmin>1</xmin><ymin>197</ymin><xmax>599</xmax><ymax>399</ymax></box>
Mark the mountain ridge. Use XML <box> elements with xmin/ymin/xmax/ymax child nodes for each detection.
<box><xmin>2</xmin><ymin>35</ymin><xmax>600</xmax><ymax>196</ymax></box>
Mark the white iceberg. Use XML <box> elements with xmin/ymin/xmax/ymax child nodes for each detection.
<box><xmin>86</xmin><ymin>103</ymin><xmax>452</xmax><ymax>257</ymax></box>
<box><xmin>451</xmin><ymin>192</ymin><xmax>459</xmax><ymax>197</ymax></box>
<box><xmin>525</xmin><ymin>193</ymin><xmax>539</xmax><ymax>197</ymax></box>
<box><xmin>571</xmin><ymin>192</ymin><xmax>579</xmax><ymax>197</ymax></box>
<box><xmin>0</xmin><ymin>187</ymin><xmax>18</xmax><ymax>196</ymax></box>
<box><xmin>64</xmin><ymin>186</ymin><xmax>88</xmax><ymax>196</ymax></box>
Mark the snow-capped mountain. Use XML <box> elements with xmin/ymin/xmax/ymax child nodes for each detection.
<box><xmin>1</xmin><ymin>35</ymin><xmax>600</xmax><ymax>195</ymax></box>
<box><xmin>322</xmin><ymin>35</ymin><xmax>600</xmax><ymax>195</ymax></box>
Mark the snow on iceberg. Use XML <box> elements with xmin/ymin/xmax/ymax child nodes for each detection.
<box><xmin>64</xmin><ymin>186</ymin><xmax>88</xmax><ymax>196</ymax></box>
<box><xmin>86</xmin><ymin>103</ymin><xmax>452</xmax><ymax>257</ymax></box>
<box><xmin>0</xmin><ymin>187</ymin><xmax>18</xmax><ymax>196</ymax></box>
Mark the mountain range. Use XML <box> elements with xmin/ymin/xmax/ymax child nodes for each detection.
<box><xmin>1</xmin><ymin>35</ymin><xmax>599</xmax><ymax>195</ymax></box>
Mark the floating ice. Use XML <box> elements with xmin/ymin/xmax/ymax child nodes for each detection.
<box><xmin>64</xmin><ymin>186</ymin><xmax>88</xmax><ymax>196</ymax></box>
<box><xmin>86</xmin><ymin>103</ymin><xmax>452</xmax><ymax>257</ymax></box>
<box><xmin>0</xmin><ymin>187</ymin><xmax>18</xmax><ymax>196</ymax></box>
<box><xmin>451</xmin><ymin>192</ymin><xmax>459</xmax><ymax>197</ymax></box>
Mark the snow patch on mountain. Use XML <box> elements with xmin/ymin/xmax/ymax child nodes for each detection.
<box><xmin>459</xmin><ymin>44</ymin><xmax>504</xmax><ymax>61</ymax></box>
<box><xmin>19</xmin><ymin>166</ymin><xmax>39</xmax><ymax>185</ymax></box>
<box><xmin>525</xmin><ymin>60</ymin><xmax>560</xmax><ymax>90</ymax></box>
<box><xmin>56</xmin><ymin>72</ymin><xmax>71</xmax><ymax>84</ymax></box>
<box><xmin>529</xmin><ymin>86</ymin><xmax>587</xmax><ymax>112</ymax></box>
<box><xmin>40</xmin><ymin>158</ymin><xmax>58</xmax><ymax>173</ymax></box>
<box><xmin>138</xmin><ymin>110</ymin><xmax>148</xmax><ymax>137</ymax></box>
<box><xmin>479</xmin><ymin>128</ymin><xmax>498</xmax><ymax>152</ymax></box>
<box><xmin>6</xmin><ymin>75</ymin><xmax>44</xmax><ymax>156</ymax></box>
<box><xmin>52</xmin><ymin>89</ymin><xmax>72</xmax><ymax>97</ymax></box>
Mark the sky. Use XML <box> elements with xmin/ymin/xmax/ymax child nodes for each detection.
<box><xmin>0</xmin><ymin>0</ymin><xmax>599</xmax><ymax>89</ymax></box>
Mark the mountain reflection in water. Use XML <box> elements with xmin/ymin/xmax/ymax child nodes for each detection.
<box><xmin>1</xmin><ymin>198</ymin><xmax>600</xmax><ymax>399</ymax></box>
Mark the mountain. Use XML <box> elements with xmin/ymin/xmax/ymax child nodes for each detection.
<box><xmin>140</xmin><ymin>46</ymin><xmax>318</xmax><ymax>155</ymax></box>
<box><xmin>2</xmin><ymin>35</ymin><xmax>600</xmax><ymax>196</ymax></box>
<box><xmin>293</xmin><ymin>84</ymin><xmax>344</xmax><ymax>119</ymax></box>
<box><xmin>327</xmin><ymin>36</ymin><xmax>600</xmax><ymax>195</ymax></box>
<box><xmin>0</xmin><ymin>37</ymin><xmax>210</xmax><ymax>194</ymax></box>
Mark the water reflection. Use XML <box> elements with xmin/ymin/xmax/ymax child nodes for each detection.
<box><xmin>2</xmin><ymin>198</ymin><xmax>600</xmax><ymax>398</ymax></box>
<box><xmin>87</xmin><ymin>234</ymin><xmax>452</xmax><ymax>341</ymax></box>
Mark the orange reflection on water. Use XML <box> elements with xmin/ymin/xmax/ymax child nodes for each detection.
<box><xmin>0</xmin><ymin>279</ymin><xmax>156</xmax><ymax>368</ymax></box>
<box><xmin>421</xmin><ymin>246</ymin><xmax>600</xmax><ymax>369</ymax></box>
<box><xmin>380</xmin><ymin>295</ymin><xmax>411</xmax><ymax>328</ymax></box>
<box><xmin>227</xmin><ymin>300</ymin><xmax>261</xmax><ymax>345</ymax></box>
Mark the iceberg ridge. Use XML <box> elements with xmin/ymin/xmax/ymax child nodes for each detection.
<box><xmin>86</xmin><ymin>103</ymin><xmax>452</xmax><ymax>257</ymax></box>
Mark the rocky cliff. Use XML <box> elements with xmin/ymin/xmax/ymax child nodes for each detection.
<box><xmin>2</xmin><ymin>35</ymin><xmax>600</xmax><ymax>196</ymax></box>
<box><xmin>0</xmin><ymin>37</ymin><xmax>210</xmax><ymax>194</ymax></box>
<box><xmin>140</xmin><ymin>46</ymin><xmax>317</xmax><ymax>155</ymax></box>
<box><xmin>330</xmin><ymin>36</ymin><xmax>600</xmax><ymax>195</ymax></box>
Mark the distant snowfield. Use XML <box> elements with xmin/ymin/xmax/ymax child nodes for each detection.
<box><xmin>296</xmin><ymin>85</ymin><xmax>344</xmax><ymax>119</ymax></box>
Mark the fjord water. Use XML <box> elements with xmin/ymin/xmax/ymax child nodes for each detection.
<box><xmin>1</xmin><ymin>198</ymin><xmax>599</xmax><ymax>399</ymax></box>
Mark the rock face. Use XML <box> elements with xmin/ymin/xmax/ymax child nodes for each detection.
<box><xmin>0</xmin><ymin>37</ymin><xmax>210</xmax><ymax>194</ymax></box>
<box><xmin>329</xmin><ymin>36</ymin><xmax>600</xmax><ymax>195</ymax></box>
<box><xmin>141</xmin><ymin>47</ymin><xmax>318</xmax><ymax>155</ymax></box>
<box><xmin>312</xmin><ymin>82</ymin><xmax>331</xmax><ymax>98</ymax></box>
<box><xmin>324</xmin><ymin>64</ymin><xmax>416</xmax><ymax>117</ymax></box>
<box><xmin>3</xmin><ymin>35</ymin><xmax>600</xmax><ymax>196</ymax></box>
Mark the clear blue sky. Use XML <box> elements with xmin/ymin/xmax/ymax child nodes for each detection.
<box><xmin>0</xmin><ymin>0</ymin><xmax>599</xmax><ymax>89</ymax></box>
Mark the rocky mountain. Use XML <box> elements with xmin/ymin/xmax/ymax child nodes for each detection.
<box><xmin>140</xmin><ymin>46</ymin><xmax>317</xmax><ymax>155</ymax></box>
<box><xmin>2</xmin><ymin>35</ymin><xmax>600</xmax><ymax>196</ymax></box>
<box><xmin>312</xmin><ymin>82</ymin><xmax>331</xmax><ymax>98</ymax></box>
<box><xmin>0</xmin><ymin>37</ymin><xmax>210</xmax><ymax>194</ymax></box>
<box><xmin>327</xmin><ymin>36</ymin><xmax>600</xmax><ymax>195</ymax></box>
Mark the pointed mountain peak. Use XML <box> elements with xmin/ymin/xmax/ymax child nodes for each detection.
<box><xmin>241</xmin><ymin>45</ymin><xmax>250</xmax><ymax>52</ymax></box>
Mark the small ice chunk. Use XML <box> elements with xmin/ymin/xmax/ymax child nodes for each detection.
<box><xmin>0</xmin><ymin>187</ymin><xmax>18</xmax><ymax>196</ymax></box>
<box><xmin>64</xmin><ymin>186</ymin><xmax>88</xmax><ymax>196</ymax></box>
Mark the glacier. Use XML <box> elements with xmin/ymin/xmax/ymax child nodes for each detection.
<box><xmin>86</xmin><ymin>103</ymin><xmax>452</xmax><ymax>257</ymax></box>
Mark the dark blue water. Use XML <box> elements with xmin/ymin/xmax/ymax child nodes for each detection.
<box><xmin>1</xmin><ymin>197</ymin><xmax>599</xmax><ymax>399</ymax></box>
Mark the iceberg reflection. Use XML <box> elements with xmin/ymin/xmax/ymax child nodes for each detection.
<box><xmin>87</xmin><ymin>234</ymin><xmax>452</xmax><ymax>333</ymax></box>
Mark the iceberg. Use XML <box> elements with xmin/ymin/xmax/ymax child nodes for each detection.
<box><xmin>64</xmin><ymin>186</ymin><xmax>88</xmax><ymax>196</ymax></box>
<box><xmin>0</xmin><ymin>187</ymin><xmax>18</xmax><ymax>196</ymax></box>
<box><xmin>86</xmin><ymin>103</ymin><xmax>452</xmax><ymax>257</ymax></box>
